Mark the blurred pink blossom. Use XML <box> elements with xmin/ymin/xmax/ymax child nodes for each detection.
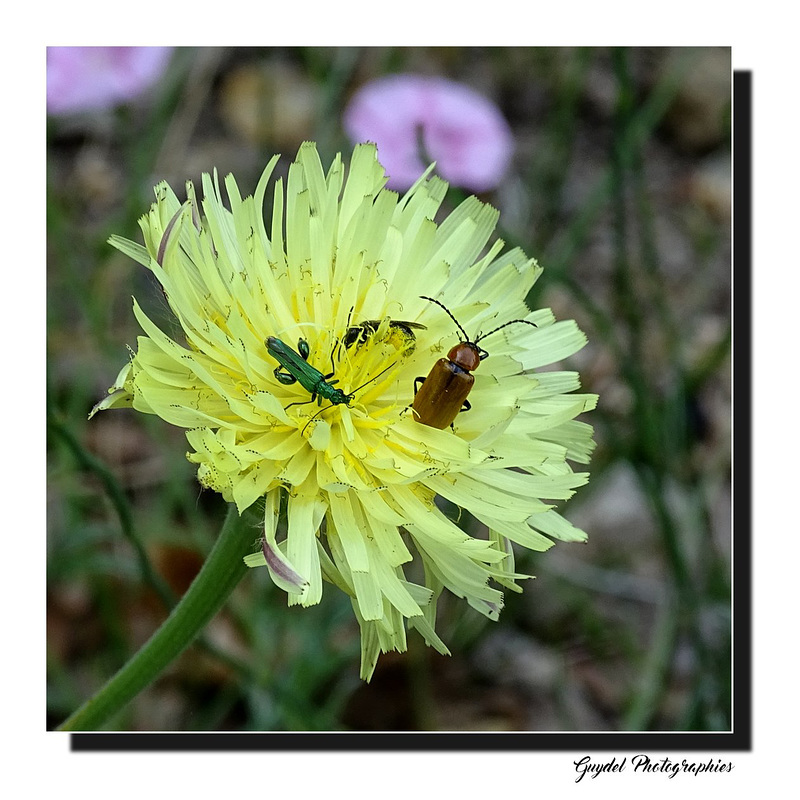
<box><xmin>343</xmin><ymin>74</ymin><xmax>514</xmax><ymax>192</ymax></box>
<box><xmin>47</xmin><ymin>47</ymin><xmax>173</xmax><ymax>116</ymax></box>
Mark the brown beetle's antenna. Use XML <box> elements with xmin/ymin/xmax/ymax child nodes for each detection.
<box><xmin>420</xmin><ymin>296</ymin><xmax>471</xmax><ymax>343</ymax></box>
<box><xmin>475</xmin><ymin>317</ymin><xmax>538</xmax><ymax>344</ymax></box>
<box><xmin>422</xmin><ymin>295</ymin><xmax>537</xmax><ymax>347</ymax></box>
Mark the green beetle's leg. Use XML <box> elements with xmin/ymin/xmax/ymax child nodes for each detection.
<box><xmin>274</xmin><ymin>367</ymin><xmax>298</xmax><ymax>385</ymax></box>
<box><xmin>284</xmin><ymin>395</ymin><xmax>317</xmax><ymax>411</ymax></box>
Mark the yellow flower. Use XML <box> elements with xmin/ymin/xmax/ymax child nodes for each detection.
<box><xmin>92</xmin><ymin>142</ymin><xmax>597</xmax><ymax>679</ymax></box>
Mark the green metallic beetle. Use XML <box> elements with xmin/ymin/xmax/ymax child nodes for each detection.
<box><xmin>266</xmin><ymin>336</ymin><xmax>351</xmax><ymax>409</ymax></box>
<box><xmin>266</xmin><ymin>333</ymin><xmax>402</xmax><ymax>427</ymax></box>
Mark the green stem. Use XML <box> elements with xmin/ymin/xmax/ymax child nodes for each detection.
<box><xmin>57</xmin><ymin>504</ymin><xmax>259</xmax><ymax>731</ymax></box>
<box><xmin>49</xmin><ymin>413</ymin><xmax>257</xmax><ymax>683</ymax></box>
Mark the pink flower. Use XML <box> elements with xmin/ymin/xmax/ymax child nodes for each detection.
<box><xmin>343</xmin><ymin>74</ymin><xmax>514</xmax><ymax>192</ymax></box>
<box><xmin>47</xmin><ymin>47</ymin><xmax>173</xmax><ymax>116</ymax></box>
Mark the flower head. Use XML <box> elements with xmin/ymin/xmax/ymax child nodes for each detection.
<box><xmin>93</xmin><ymin>143</ymin><xmax>596</xmax><ymax>679</ymax></box>
<box><xmin>47</xmin><ymin>47</ymin><xmax>173</xmax><ymax>116</ymax></box>
<box><xmin>343</xmin><ymin>74</ymin><xmax>514</xmax><ymax>192</ymax></box>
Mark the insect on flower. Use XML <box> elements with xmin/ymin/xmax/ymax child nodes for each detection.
<box><xmin>411</xmin><ymin>296</ymin><xmax>539</xmax><ymax>430</ymax></box>
<box><xmin>266</xmin><ymin>335</ymin><xmax>396</xmax><ymax>430</ymax></box>
<box><xmin>343</xmin><ymin>319</ymin><xmax>427</xmax><ymax>351</ymax></box>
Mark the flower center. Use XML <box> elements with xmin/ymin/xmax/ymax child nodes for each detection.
<box><xmin>282</xmin><ymin>317</ymin><xmax>418</xmax><ymax>436</ymax></box>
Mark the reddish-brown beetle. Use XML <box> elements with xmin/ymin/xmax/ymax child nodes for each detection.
<box><xmin>411</xmin><ymin>296</ymin><xmax>538</xmax><ymax>430</ymax></box>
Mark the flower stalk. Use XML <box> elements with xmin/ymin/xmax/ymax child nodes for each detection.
<box><xmin>58</xmin><ymin>504</ymin><xmax>258</xmax><ymax>731</ymax></box>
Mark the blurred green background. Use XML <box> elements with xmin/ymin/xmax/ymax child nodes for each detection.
<box><xmin>46</xmin><ymin>46</ymin><xmax>732</xmax><ymax>732</ymax></box>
